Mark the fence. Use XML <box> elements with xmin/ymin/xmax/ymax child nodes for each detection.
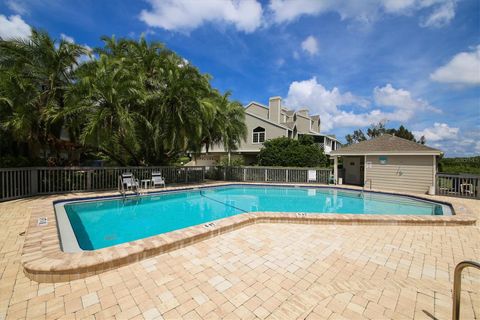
<box><xmin>4</xmin><ymin>166</ymin><xmax>476</xmax><ymax>202</ymax></box>
<box><xmin>208</xmin><ymin>166</ymin><xmax>333</xmax><ymax>184</ymax></box>
<box><xmin>0</xmin><ymin>166</ymin><xmax>205</xmax><ymax>202</ymax></box>
<box><xmin>436</xmin><ymin>173</ymin><xmax>480</xmax><ymax>199</ymax></box>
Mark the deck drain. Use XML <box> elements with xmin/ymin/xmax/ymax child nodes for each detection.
<box><xmin>203</xmin><ymin>222</ymin><xmax>216</xmax><ymax>228</ymax></box>
<box><xmin>296</xmin><ymin>212</ymin><xmax>306</xmax><ymax>217</ymax></box>
<box><xmin>37</xmin><ymin>217</ymin><xmax>48</xmax><ymax>226</ymax></box>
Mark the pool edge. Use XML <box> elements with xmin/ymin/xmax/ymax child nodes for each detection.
<box><xmin>21</xmin><ymin>182</ymin><xmax>476</xmax><ymax>283</ymax></box>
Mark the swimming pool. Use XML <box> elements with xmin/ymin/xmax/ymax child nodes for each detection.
<box><xmin>57</xmin><ymin>185</ymin><xmax>452</xmax><ymax>251</ymax></box>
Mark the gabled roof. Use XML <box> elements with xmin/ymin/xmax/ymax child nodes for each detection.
<box><xmin>281</xmin><ymin>121</ymin><xmax>296</xmax><ymax>130</ymax></box>
<box><xmin>245</xmin><ymin>111</ymin><xmax>289</xmax><ymax>130</ymax></box>
<box><xmin>330</xmin><ymin>134</ymin><xmax>442</xmax><ymax>156</ymax></box>
<box><xmin>245</xmin><ymin>101</ymin><xmax>269</xmax><ymax>110</ymax></box>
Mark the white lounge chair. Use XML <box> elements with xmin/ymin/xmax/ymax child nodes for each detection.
<box><xmin>120</xmin><ymin>172</ymin><xmax>139</xmax><ymax>191</ymax></box>
<box><xmin>151</xmin><ymin>172</ymin><xmax>166</xmax><ymax>188</ymax></box>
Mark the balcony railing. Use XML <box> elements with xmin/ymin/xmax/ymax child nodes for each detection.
<box><xmin>436</xmin><ymin>173</ymin><xmax>480</xmax><ymax>199</ymax></box>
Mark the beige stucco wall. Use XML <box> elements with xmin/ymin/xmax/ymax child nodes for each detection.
<box><xmin>365</xmin><ymin>155</ymin><xmax>435</xmax><ymax>194</ymax></box>
<box><xmin>245</xmin><ymin>103</ymin><xmax>268</xmax><ymax>118</ymax></box>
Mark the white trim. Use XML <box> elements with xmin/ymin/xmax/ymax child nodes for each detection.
<box><xmin>305</xmin><ymin>132</ymin><xmax>341</xmax><ymax>143</ymax></box>
<box><xmin>364</xmin><ymin>155</ymin><xmax>367</xmax><ymax>185</ymax></box>
<box><xmin>252</xmin><ymin>127</ymin><xmax>266</xmax><ymax>144</ymax></box>
<box><xmin>245</xmin><ymin>101</ymin><xmax>269</xmax><ymax>110</ymax></box>
<box><xmin>245</xmin><ymin>111</ymin><xmax>289</xmax><ymax>130</ymax></box>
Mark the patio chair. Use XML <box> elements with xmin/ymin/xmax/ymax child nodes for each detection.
<box><xmin>120</xmin><ymin>172</ymin><xmax>139</xmax><ymax>192</ymax></box>
<box><xmin>460</xmin><ymin>182</ymin><xmax>474</xmax><ymax>196</ymax></box>
<box><xmin>151</xmin><ymin>172</ymin><xmax>166</xmax><ymax>188</ymax></box>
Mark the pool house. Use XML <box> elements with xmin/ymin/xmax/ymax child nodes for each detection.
<box><xmin>331</xmin><ymin>134</ymin><xmax>443</xmax><ymax>194</ymax></box>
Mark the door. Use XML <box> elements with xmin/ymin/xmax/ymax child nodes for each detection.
<box><xmin>345</xmin><ymin>157</ymin><xmax>362</xmax><ymax>185</ymax></box>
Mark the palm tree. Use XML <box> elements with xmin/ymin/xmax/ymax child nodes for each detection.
<box><xmin>2</xmin><ymin>32</ymin><xmax>248</xmax><ymax>166</ymax></box>
<box><xmin>0</xmin><ymin>29</ymin><xmax>87</xmax><ymax>160</ymax></box>
<box><xmin>200</xmin><ymin>91</ymin><xmax>247</xmax><ymax>165</ymax></box>
<box><xmin>65</xmin><ymin>52</ymin><xmax>146</xmax><ymax>165</ymax></box>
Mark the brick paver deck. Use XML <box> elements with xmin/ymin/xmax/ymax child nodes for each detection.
<box><xmin>1</xmin><ymin>187</ymin><xmax>479</xmax><ymax>319</ymax></box>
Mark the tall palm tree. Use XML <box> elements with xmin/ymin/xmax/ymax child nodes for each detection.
<box><xmin>0</xmin><ymin>29</ymin><xmax>87</xmax><ymax>159</ymax></box>
<box><xmin>200</xmin><ymin>91</ymin><xmax>247</xmax><ymax>165</ymax></box>
<box><xmin>64</xmin><ymin>52</ymin><xmax>146</xmax><ymax>165</ymax></box>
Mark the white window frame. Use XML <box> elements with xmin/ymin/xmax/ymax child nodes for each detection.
<box><xmin>252</xmin><ymin>127</ymin><xmax>266</xmax><ymax>144</ymax></box>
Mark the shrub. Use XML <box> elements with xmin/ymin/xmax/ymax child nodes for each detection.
<box><xmin>219</xmin><ymin>154</ymin><xmax>245</xmax><ymax>166</ymax></box>
<box><xmin>257</xmin><ymin>137</ymin><xmax>328</xmax><ymax>167</ymax></box>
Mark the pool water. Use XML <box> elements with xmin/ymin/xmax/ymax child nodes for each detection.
<box><xmin>63</xmin><ymin>186</ymin><xmax>450</xmax><ymax>250</ymax></box>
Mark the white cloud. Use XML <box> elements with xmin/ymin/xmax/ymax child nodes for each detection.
<box><xmin>413</xmin><ymin>124</ymin><xmax>480</xmax><ymax>156</ymax></box>
<box><xmin>6</xmin><ymin>0</ymin><xmax>28</xmax><ymax>15</ymax></box>
<box><xmin>284</xmin><ymin>78</ymin><xmax>438</xmax><ymax>131</ymax></box>
<box><xmin>420</xmin><ymin>1</ymin><xmax>456</xmax><ymax>28</ymax></box>
<box><xmin>140</xmin><ymin>0</ymin><xmax>263</xmax><ymax>33</ymax></box>
<box><xmin>60</xmin><ymin>33</ymin><xmax>75</xmax><ymax>43</ymax></box>
<box><xmin>373</xmin><ymin>83</ymin><xmax>439</xmax><ymax>112</ymax></box>
<box><xmin>430</xmin><ymin>45</ymin><xmax>480</xmax><ymax>85</ymax></box>
<box><xmin>268</xmin><ymin>0</ymin><xmax>457</xmax><ymax>28</ymax></box>
<box><xmin>301</xmin><ymin>36</ymin><xmax>319</xmax><ymax>56</ymax></box>
<box><xmin>413</xmin><ymin>122</ymin><xmax>459</xmax><ymax>141</ymax></box>
<box><xmin>0</xmin><ymin>14</ymin><xmax>30</xmax><ymax>39</ymax></box>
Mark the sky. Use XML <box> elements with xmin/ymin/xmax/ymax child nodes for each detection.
<box><xmin>0</xmin><ymin>0</ymin><xmax>479</xmax><ymax>157</ymax></box>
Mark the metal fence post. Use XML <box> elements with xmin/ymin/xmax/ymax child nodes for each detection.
<box><xmin>265</xmin><ymin>169</ymin><xmax>267</xmax><ymax>182</ymax></box>
<box><xmin>243</xmin><ymin>168</ymin><xmax>246</xmax><ymax>181</ymax></box>
<box><xmin>30</xmin><ymin>168</ymin><xmax>38</xmax><ymax>196</ymax></box>
<box><xmin>286</xmin><ymin>170</ymin><xmax>289</xmax><ymax>183</ymax></box>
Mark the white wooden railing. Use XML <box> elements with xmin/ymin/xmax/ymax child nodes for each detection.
<box><xmin>436</xmin><ymin>173</ymin><xmax>480</xmax><ymax>199</ymax></box>
<box><xmin>208</xmin><ymin>166</ymin><xmax>333</xmax><ymax>184</ymax></box>
<box><xmin>0</xmin><ymin>166</ymin><xmax>205</xmax><ymax>202</ymax></box>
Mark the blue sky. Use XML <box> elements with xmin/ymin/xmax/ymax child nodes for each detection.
<box><xmin>1</xmin><ymin>0</ymin><xmax>479</xmax><ymax>156</ymax></box>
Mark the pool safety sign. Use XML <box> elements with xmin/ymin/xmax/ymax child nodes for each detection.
<box><xmin>379</xmin><ymin>156</ymin><xmax>388</xmax><ymax>164</ymax></box>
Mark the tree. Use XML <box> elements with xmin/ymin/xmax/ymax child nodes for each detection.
<box><xmin>0</xmin><ymin>29</ymin><xmax>88</xmax><ymax>160</ymax></box>
<box><xmin>345</xmin><ymin>122</ymin><xmax>426</xmax><ymax>145</ymax></box>
<box><xmin>345</xmin><ymin>130</ymin><xmax>367</xmax><ymax>145</ymax></box>
<box><xmin>199</xmin><ymin>91</ymin><xmax>247</xmax><ymax>165</ymax></box>
<box><xmin>257</xmin><ymin>136</ymin><xmax>329</xmax><ymax>167</ymax></box>
<box><xmin>1</xmin><ymin>33</ymin><xmax>248</xmax><ymax>166</ymax></box>
<box><xmin>366</xmin><ymin>121</ymin><xmax>387</xmax><ymax>139</ymax></box>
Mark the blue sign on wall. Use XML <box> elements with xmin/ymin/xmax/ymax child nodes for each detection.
<box><xmin>379</xmin><ymin>156</ymin><xmax>388</xmax><ymax>164</ymax></box>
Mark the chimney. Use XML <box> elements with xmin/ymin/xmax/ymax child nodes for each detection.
<box><xmin>268</xmin><ymin>96</ymin><xmax>281</xmax><ymax>123</ymax></box>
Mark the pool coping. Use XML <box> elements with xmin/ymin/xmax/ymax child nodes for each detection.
<box><xmin>21</xmin><ymin>182</ymin><xmax>477</xmax><ymax>283</ymax></box>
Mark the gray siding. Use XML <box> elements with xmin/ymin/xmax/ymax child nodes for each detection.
<box><xmin>365</xmin><ymin>155</ymin><xmax>435</xmax><ymax>194</ymax></box>
<box><xmin>204</xmin><ymin>113</ymin><xmax>287</xmax><ymax>153</ymax></box>
<box><xmin>245</xmin><ymin>103</ymin><xmax>268</xmax><ymax>118</ymax></box>
<box><xmin>295</xmin><ymin>115</ymin><xmax>311</xmax><ymax>133</ymax></box>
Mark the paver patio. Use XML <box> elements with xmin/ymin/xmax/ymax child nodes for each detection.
<box><xmin>0</xmin><ymin>190</ymin><xmax>479</xmax><ymax>319</ymax></box>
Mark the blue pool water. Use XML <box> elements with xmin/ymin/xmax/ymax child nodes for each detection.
<box><xmin>63</xmin><ymin>186</ymin><xmax>449</xmax><ymax>250</ymax></box>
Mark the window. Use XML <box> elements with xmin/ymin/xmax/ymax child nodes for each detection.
<box><xmin>252</xmin><ymin>127</ymin><xmax>265</xmax><ymax>143</ymax></box>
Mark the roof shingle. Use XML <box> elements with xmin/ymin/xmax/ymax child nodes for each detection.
<box><xmin>331</xmin><ymin>134</ymin><xmax>442</xmax><ymax>155</ymax></box>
